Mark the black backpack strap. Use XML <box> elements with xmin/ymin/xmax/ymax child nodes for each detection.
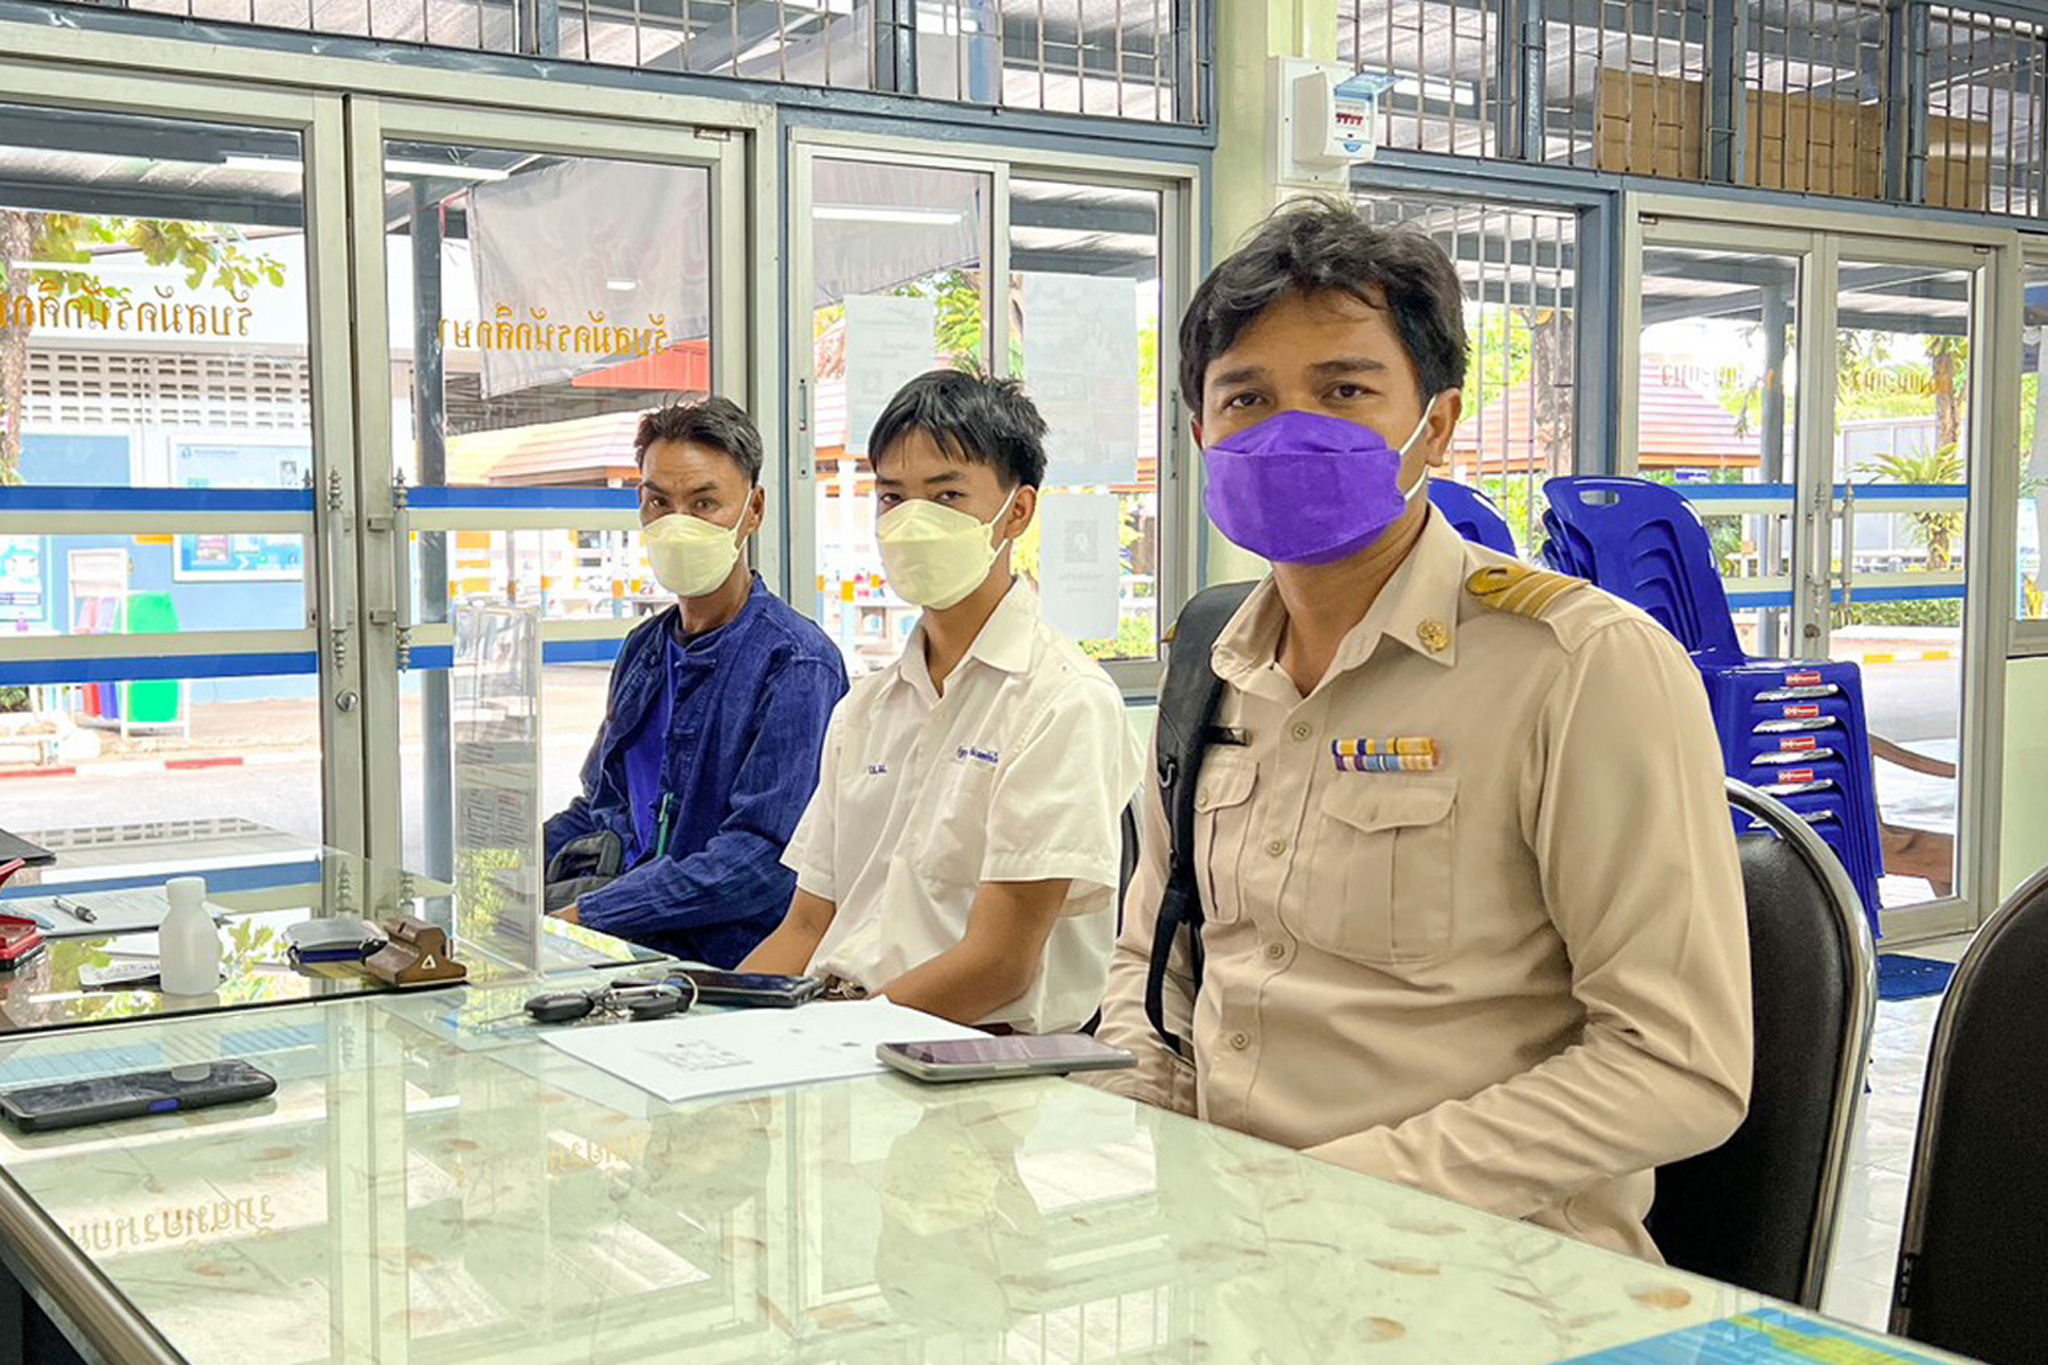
<box><xmin>1146</xmin><ymin>580</ymin><xmax>1258</xmax><ymax>1057</ymax></box>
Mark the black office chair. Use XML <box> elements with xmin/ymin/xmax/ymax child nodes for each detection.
<box><xmin>1080</xmin><ymin>803</ymin><xmax>1142</xmax><ymax>1037</ymax></box>
<box><xmin>1646</xmin><ymin>779</ymin><xmax>1876</xmax><ymax>1308</ymax></box>
<box><xmin>1119</xmin><ymin>802</ymin><xmax>1140</xmax><ymax>910</ymax></box>
<box><xmin>1890</xmin><ymin>865</ymin><xmax>2048</xmax><ymax>1363</ymax></box>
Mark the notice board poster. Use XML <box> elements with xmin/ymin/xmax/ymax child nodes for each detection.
<box><xmin>172</xmin><ymin>441</ymin><xmax>308</xmax><ymax>583</ymax></box>
<box><xmin>0</xmin><ymin>537</ymin><xmax>45</xmax><ymax>623</ymax></box>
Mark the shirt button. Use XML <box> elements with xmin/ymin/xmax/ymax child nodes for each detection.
<box><xmin>1291</xmin><ymin>722</ymin><xmax>1312</xmax><ymax>742</ymax></box>
<box><xmin>1265</xmin><ymin>839</ymin><xmax>1286</xmax><ymax>857</ymax></box>
<box><xmin>1264</xmin><ymin>941</ymin><xmax>1286</xmax><ymax>961</ymax></box>
<box><xmin>1228</xmin><ymin>1031</ymin><xmax>1251</xmax><ymax>1051</ymax></box>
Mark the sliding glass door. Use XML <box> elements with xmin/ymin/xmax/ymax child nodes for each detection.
<box><xmin>1626</xmin><ymin>207</ymin><xmax>2012</xmax><ymax>939</ymax></box>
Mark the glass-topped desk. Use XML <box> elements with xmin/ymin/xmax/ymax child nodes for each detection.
<box><xmin>0</xmin><ymin>990</ymin><xmax>1970</xmax><ymax>1365</ymax></box>
<box><xmin>0</xmin><ymin>820</ymin><xmax>656</xmax><ymax>1035</ymax></box>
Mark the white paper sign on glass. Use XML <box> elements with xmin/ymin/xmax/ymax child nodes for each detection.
<box><xmin>1038</xmin><ymin>493</ymin><xmax>1122</xmax><ymax>642</ymax></box>
<box><xmin>467</xmin><ymin>158</ymin><xmax>712</xmax><ymax>399</ymax></box>
<box><xmin>1021</xmin><ymin>273</ymin><xmax>1141</xmax><ymax>487</ymax></box>
<box><xmin>844</xmin><ymin>294</ymin><xmax>939</xmax><ymax>457</ymax></box>
<box><xmin>451</xmin><ymin>604</ymin><xmax>544</xmax><ymax>972</ymax></box>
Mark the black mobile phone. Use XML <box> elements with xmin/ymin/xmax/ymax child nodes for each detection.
<box><xmin>0</xmin><ymin>1060</ymin><xmax>278</xmax><ymax>1133</ymax></box>
<box><xmin>665</xmin><ymin>968</ymin><xmax>823</xmax><ymax>1008</ymax></box>
<box><xmin>876</xmin><ymin>1034</ymin><xmax>1137</xmax><ymax>1084</ymax></box>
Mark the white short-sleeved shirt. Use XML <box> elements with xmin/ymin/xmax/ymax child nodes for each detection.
<box><xmin>782</xmin><ymin>580</ymin><xmax>1143</xmax><ymax>1033</ymax></box>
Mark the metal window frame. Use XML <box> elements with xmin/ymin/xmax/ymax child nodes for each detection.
<box><xmin>343</xmin><ymin>96</ymin><xmax>755</xmax><ymax>866</ymax></box>
<box><xmin>784</xmin><ymin>124</ymin><xmax>1203</xmax><ymax>698</ymax></box>
<box><xmin>2011</xmin><ymin>235</ymin><xmax>2048</xmax><ymax>657</ymax></box>
<box><xmin>0</xmin><ymin>59</ymin><xmax>365</xmax><ymax>851</ymax></box>
<box><xmin>1355</xmin><ymin>160</ymin><xmax>1622</xmax><ymax>477</ymax></box>
<box><xmin>1627</xmin><ymin>190</ymin><xmax>2018</xmax><ymax>942</ymax></box>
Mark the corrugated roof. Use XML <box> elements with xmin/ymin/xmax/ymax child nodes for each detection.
<box><xmin>447</xmin><ymin>410</ymin><xmax>641</xmax><ymax>488</ymax></box>
<box><xmin>1454</xmin><ymin>360</ymin><xmax>1763</xmax><ymax>471</ymax></box>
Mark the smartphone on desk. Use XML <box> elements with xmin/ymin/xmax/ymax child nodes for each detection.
<box><xmin>0</xmin><ymin>1060</ymin><xmax>277</xmax><ymax>1133</ymax></box>
<box><xmin>666</xmin><ymin>968</ymin><xmax>824</xmax><ymax>1008</ymax></box>
<box><xmin>877</xmin><ymin>1034</ymin><xmax>1136</xmax><ymax>1084</ymax></box>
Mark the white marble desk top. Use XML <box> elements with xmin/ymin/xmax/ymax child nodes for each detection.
<box><xmin>0</xmin><ymin>991</ymin><xmax>1961</xmax><ymax>1365</ymax></box>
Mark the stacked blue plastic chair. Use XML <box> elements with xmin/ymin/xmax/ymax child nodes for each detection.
<box><xmin>1428</xmin><ymin>480</ymin><xmax>1521</xmax><ymax>556</ymax></box>
<box><xmin>1541</xmin><ymin>477</ymin><xmax>1884</xmax><ymax>935</ymax></box>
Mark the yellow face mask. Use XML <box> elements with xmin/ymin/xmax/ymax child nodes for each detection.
<box><xmin>874</xmin><ymin>488</ymin><xmax>1018</xmax><ymax>610</ymax></box>
<box><xmin>642</xmin><ymin>509</ymin><xmax>747</xmax><ymax>598</ymax></box>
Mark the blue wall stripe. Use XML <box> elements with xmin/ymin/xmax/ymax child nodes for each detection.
<box><xmin>0</xmin><ymin>652</ymin><xmax>320</xmax><ymax>686</ymax></box>
<box><xmin>1678</xmin><ymin>483</ymin><xmax>1966</xmax><ymax>504</ymax></box>
<box><xmin>0</xmin><ymin>487</ymin><xmax>313</xmax><ymax>513</ymax></box>
<box><xmin>1725</xmin><ymin>584</ymin><xmax>1965</xmax><ymax>610</ymax></box>
<box><xmin>404</xmin><ymin>638</ymin><xmax>623</xmax><ymax>672</ymax></box>
<box><xmin>1</xmin><ymin>859</ymin><xmax>326</xmax><ymax>900</ymax></box>
<box><xmin>405</xmin><ymin>487</ymin><xmax>636</xmax><ymax>511</ymax></box>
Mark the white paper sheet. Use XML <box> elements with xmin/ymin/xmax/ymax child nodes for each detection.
<box><xmin>844</xmin><ymin>294</ymin><xmax>938</xmax><ymax>457</ymax></box>
<box><xmin>1021</xmin><ymin>273</ymin><xmax>1141</xmax><ymax>486</ymax></box>
<box><xmin>4</xmin><ymin>887</ymin><xmax>228</xmax><ymax>938</ymax></box>
<box><xmin>1038</xmin><ymin>492</ymin><xmax>1122</xmax><ymax>641</ymax></box>
<box><xmin>539</xmin><ymin>998</ymin><xmax>987</xmax><ymax>1104</ymax></box>
<box><xmin>468</xmin><ymin>159</ymin><xmax>712</xmax><ymax>399</ymax></box>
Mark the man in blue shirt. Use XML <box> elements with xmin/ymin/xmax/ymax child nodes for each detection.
<box><xmin>544</xmin><ymin>397</ymin><xmax>848</xmax><ymax>966</ymax></box>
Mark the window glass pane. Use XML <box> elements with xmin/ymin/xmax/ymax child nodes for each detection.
<box><xmin>1357</xmin><ymin>194</ymin><xmax>1579</xmax><ymax>557</ymax></box>
<box><xmin>385</xmin><ymin>143</ymin><xmax>712</xmax><ymax>492</ymax></box>
<box><xmin>1636</xmin><ymin>244</ymin><xmax>1800</xmax><ymax>658</ymax></box>
<box><xmin>1008</xmin><ymin>178</ymin><xmax>1163</xmax><ymax>665</ymax></box>
<box><xmin>1834</xmin><ymin>259</ymin><xmax>1973</xmax><ymax>910</ymax></box>
<box><xmin>385</xmin><ymin>142</ymin><xmax>717</xmax><ymax>875</ymax></box>
<box><xmin>0</xmin><ymin>103</ymin><xmax>318</xmax><ymax>833</ymax></box>
<box><xmin>809</xmin><ymin>157</ymin><xmax>992</xmax><ymax>677</ymax></box>
<box><xmin>0</xmin><ymin>668</ymin><xmax>321</xmax><ymax>837</ymax></box>
<box><xmin>0</xmin><ymin>105</ymin><xmax>312</xmax><ymax>491</ymax></box>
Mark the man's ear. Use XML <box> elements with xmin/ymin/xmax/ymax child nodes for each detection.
<box><xmin>1191</xmin><ymin>417</ymin><xmax>1205</xmax><ymax>449</ymax></box>
<box><xmin>746</xmin><ymin>485</ymin><xmax>766</xmax><ymax>536</ymax></box>
<box><xmin>1424</xmin><ymin>389</ymin><xmax>1463</xmax><ymax>469</ymax></box>
<box><xmin>1005</xmin><ymin>484</ymin><xmax>1038</xmax><ymax>541</ymax></box>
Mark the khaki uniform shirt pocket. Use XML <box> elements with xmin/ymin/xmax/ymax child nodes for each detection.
<box><xmin>1193</xmin><ymin>753</ymin><xmax>1257</xmax><ymax>925</ymax></box>
<box><xmin>1296</xmin><ymin>778</ymin><xmax>1458</xmax><ymax>965</ymax></box>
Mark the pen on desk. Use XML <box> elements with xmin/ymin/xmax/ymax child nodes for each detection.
<box><xmin>51</xmin><ymin>896</ymin><xmax>96</xmax><ymax>924</ymax></box>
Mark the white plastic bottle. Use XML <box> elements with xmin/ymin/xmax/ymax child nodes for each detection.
<box><xmin>158</xmin><ymin>876</ymin><xmax>221</xmax><ymax>996</ymax></box>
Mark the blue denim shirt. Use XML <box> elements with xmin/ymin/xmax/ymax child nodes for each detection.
<box><xmin>544</xmin><ymin>575</ymin><xmax>848</xmax><ymax>966</ymax></box>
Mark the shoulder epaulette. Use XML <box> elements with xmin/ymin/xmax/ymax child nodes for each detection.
<box><xmin>1465</xmin><ymin>564</ymin><xmax>1586</xmax><ymax>620</ymax></box>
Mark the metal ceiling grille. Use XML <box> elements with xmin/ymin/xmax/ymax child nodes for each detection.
<box><xmin>106</xmin><ymin>0</ymin><xmax>1203</xmax><ymax>124</ymax></box>
<box><xmin>1343</xmin><ymin>0</ymin><xmax>2048</xmax><ymax>217</ymax></box>
<box><xmin>1926</xmin><ymin>5</ymin><xmax>2046</xmax><ymax>216</ymax></box>
<box><xmin>1549</xmin><ymin>0</ymin><xmax>1707</xmax><ymax>172</ymax></box>
<box><xmin>1745</xmin><ymin>0</ymin><xmax>1888</xmax><ymax>197</ymax></box>
<box><xmin>1355</xmin><ymin>192</ymin><xmax>1579</xmax><ymax>552</ymax></box>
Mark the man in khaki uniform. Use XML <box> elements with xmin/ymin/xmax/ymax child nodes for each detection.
<box><xmin>1091</xmin><ymin>199</ymin><xmax>1752</xmax><ymax>1262</ymax></box>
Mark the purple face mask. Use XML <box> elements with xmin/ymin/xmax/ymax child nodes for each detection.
<box><xmin>1203</xmin><ymin>405</ymin><xmax>1437</xmax><ymax>565</ymax></box>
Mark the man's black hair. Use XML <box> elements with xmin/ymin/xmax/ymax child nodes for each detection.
<box><xmin>634</xmin><ymin>395</ymin><xmax>763</xmax><ymax>484</ymax></box>
<box><xmin>868</xmin><ymin>370</ymin><xmax>1048</xmax><ymax>489</ymax></box>
<box><xmin>1178</xmin><ymin>197</ymin><xmax>1469</xmax><ymax>411</ymax></box>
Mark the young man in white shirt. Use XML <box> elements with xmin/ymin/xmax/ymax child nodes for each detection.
<box><xmin>743</xmin><ymin>370</ymin><xmax>1143</xmax><ymax>1033</ymax></box>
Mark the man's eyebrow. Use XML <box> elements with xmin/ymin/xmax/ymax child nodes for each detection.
<box><xmin>637</xmin><ymin>476</ymin><xmax>671</xmax><ymax>498</ymax></box>
<box><xmin>1311</xmin><ymin>357</ymin><xmax>1390</xmax><ymax>375</ymax></box>
<box><xmin>1208</xmin><ymin>364</ymin><xmax>1266</xmax><ymax>389</ymax></box>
